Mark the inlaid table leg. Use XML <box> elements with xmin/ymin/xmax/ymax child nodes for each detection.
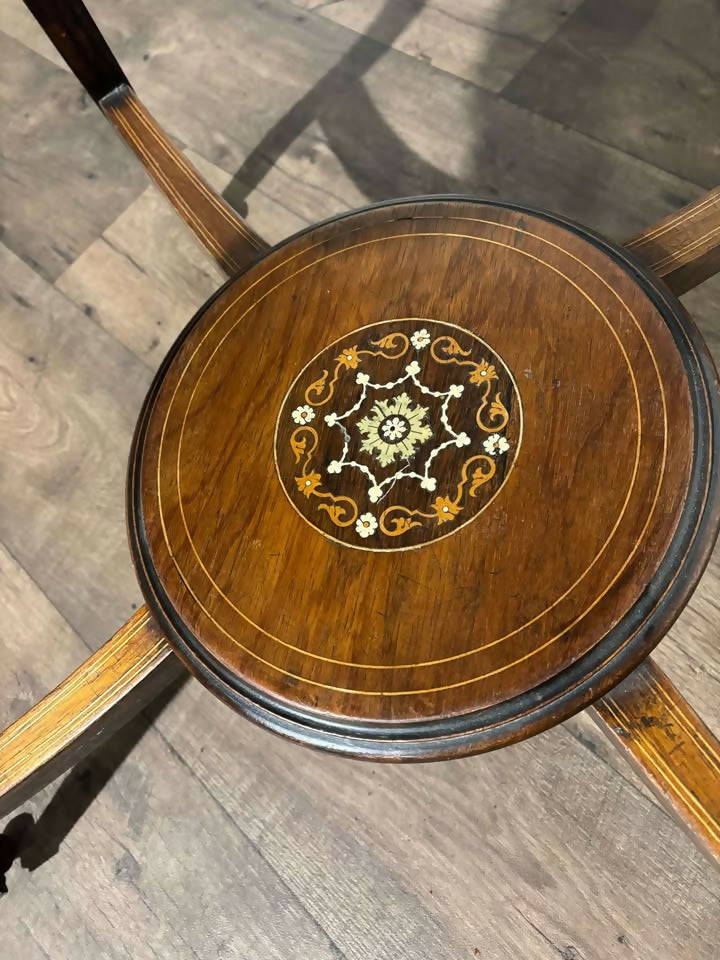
<box><xmin>22</xmin><ymin>0</ymin><xmax>269</xmax><ymax>276</ymax></box>
<box><xmin>624</xmin><ymin>187</ymin><xmax>720</xmax><ymax>295</ymax></box>
<box><xmin>590</xmin><ymin>660</ymin><xmax>720</xmax><ymax>864</ymax></box>
<box><xmin>0</xmin><ymin>608</ymin><xmax>183</xmax><ymax>820</ymax></box>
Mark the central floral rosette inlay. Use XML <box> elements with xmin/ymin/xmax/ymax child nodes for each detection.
<box><xmin>276</xmin><ymin>319</ymin><xmax>520</xmax><ymax>550</ymax></box>
<box><xmin>357</xmin><ymin>394</ymin><xmax>432</xmax><ymax>467</ymax></box>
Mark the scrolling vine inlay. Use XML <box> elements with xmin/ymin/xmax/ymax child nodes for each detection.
<box><xmin>275</xmin><ymin>319</ymin><xmax>522</xmax><ymax>550</ymax></box>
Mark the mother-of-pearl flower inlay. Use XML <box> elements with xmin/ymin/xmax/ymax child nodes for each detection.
<box><xmin>291</xmin><ymin>404</ymin><xmax>315</xmax><ymax>424</ymax></box>
<box><xmin>410</xmin><ymin>328</ymin><xmax>431</xmax><ymax>350</ymax></box>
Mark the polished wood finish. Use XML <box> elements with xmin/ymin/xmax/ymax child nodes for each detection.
<box><xmin>4</xmin><ymin>191</ymin><xmax>717</xmax><ymax>810</ymax></box>
<box><xmin>591</xmin><ymin>659</ymin><xmax>720</xmax><ymax>864</ymax></box>
<box><xmin>0</xmin><ymin>608</ymin><xmax>180</xmax><ymax>819</ymax></box>
<box><xmin>22</xmin><ymin>0</ymin><xmax>268</xmax><ymax>276</ymax></box>
<box><xmin>625</xmin><ymin>187</ymin><xmax>720</xmax><ymax>296</ymax></box>
<box><xmin>129</xmin><ymin>197</ymin><xmax>719</xmax><ymax>760</ymax></box>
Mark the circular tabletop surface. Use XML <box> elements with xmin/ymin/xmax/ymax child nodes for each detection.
<box><xmin>128</xmin><ymin>198</ymin><xmax>719</xmax><ymax>760</ymax></box>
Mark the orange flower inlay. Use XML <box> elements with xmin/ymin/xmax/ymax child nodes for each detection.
<box><xmin>296</xmin><ymin>472</ymin><xmax>322</xmax><ymax>497</ymax></box>
<box><xmin>335</xmin><ymin>345</ymin><xmax>360</xmax><ymax>369</ymax></box>
<box><xmin>431</xmin><ymin>496</ymin><xmax>463</xmax><ymax>524</ymax></box>
<box><xmin>469</xmin><ymin>359</ymin><xmax>497</xmax><ymax>384</ymax></box>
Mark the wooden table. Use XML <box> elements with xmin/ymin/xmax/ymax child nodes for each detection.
<box><xmin>2</xmin><ymin>0</ymin><xmax>720</xmax><ymax>872</ymax></box>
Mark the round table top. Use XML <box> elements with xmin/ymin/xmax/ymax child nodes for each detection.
<box><xmin>128</xmin><ymin>197</ymin><xmax>719</xmax><ymax>760</ymax></box>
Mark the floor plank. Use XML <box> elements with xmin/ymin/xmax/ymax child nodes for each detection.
<box><xmin>503</xmin><ymin>0</ymin><xmax>720</xmax><ymax>188</ymax></box>
<box><xmin>682</xmin><ymin>273</ymin><xmax>720</xmax><ymax>361</ymax></box>
<box><xmin>0</xmin><ymin>549</ymin><xmax>344</xmax><ymax>960</ymax></box>
<box><xmin>0</xmin><ymin>32</ymin><xmax>146</xmax><ymax>281</ymax></box>
<box><xmin>0</xmin><ymin>244</ymin><xmax>148</xmax><ymax>643</ymax></box>
<box><xmin>0</xmin><ymin>0</ymin><xmax>68</xmax><ymax>69</ymax></box>
<box><xmin>43</xmin><ymin>0</ymin><xmax>700</xmax><ymax>239</ymax></box>
<box><xmin>292</xmin><ymin>0</ymin><xmax>585</xmax><ymax>94</ymax></box>
<box><xmin>55</xmin><ymin>151</ymin><xmax>306</xmax><ymax>369</ymax></box>
<box><xmin>155</xmin><ymin>679</ymin><xmax>720</xmax><ymax>960</ymax></box>
<box><xmin>656</xmin><ymin>543</ymin><xmax>720</xmax><ymax>728</ymax></box>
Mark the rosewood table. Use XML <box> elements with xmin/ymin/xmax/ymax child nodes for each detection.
<box><xmin>2</xmin><ymin>0</ymin><xmax>720</xmax><ymax>866</ymax></box>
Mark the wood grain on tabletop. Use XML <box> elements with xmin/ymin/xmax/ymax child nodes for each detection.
<box><xmin>1</xmin><ymin>0</ymin><xmax>719</xmax><ymax>957</ymax></box>
<box><xmin>129</xmin><ymin>197</ymin><xmax>718</xmax><ymax>761</ymax></box>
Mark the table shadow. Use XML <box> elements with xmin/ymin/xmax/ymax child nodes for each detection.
<box><xmin>0</xmin><ymin>672</ymin><xmax>187</xmax><ymax>894</ymax></box>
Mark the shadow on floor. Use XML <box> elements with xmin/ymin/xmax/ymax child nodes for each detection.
<box><xmin>223</xmin><ymin>0</ymin><xmax>659</xmax><ymax>227</ymax></box>
<box><xmin>0</xmin><ymin>671</ymin><xmax>188</xmax><ymax>894</ymax></box>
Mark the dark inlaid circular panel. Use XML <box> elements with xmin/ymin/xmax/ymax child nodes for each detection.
<box><xmin>275</xmin><ymin>317</ymin><xmax>522</xmax><ymax>550</ymax></box>
<box><xmin>128</xmin><ymin>198</ymin><xmax>719</xmax><ymax>761</ymax></box>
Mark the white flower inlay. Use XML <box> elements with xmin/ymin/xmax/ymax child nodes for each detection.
<box><xmin>483</xmin><ymin>433</ymin><xmax>511</xmax><ymax>456</ymax></box>
<box><xmin>312</xmin><ymin>330</ymin><xmax>512</xmax><ymax>512</ymax></box>
<box><xmin>320</xmin><ymin>359</ymin><xmax>470</xmax><ymax>499</ymax></box>
<box><xmin>356</xmin><ymin>513</ymin><xmax>378</xmax><ymax>538</ymax></box>
<box><xmin>411</xmin><ymin>328</ymin><xmax>431</xmax><ymax>350</ymax></box>
<box><xmin>291</xmin><ymin>404</ymin><xmax>315</xmax><ymax>425</ymax></box>
<box><xmin>381</xmin><ymin>416</ymin><xmax>409</xmax><ymax>441</ymax></box>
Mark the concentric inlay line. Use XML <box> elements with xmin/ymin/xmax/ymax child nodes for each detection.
<box><xmin>146</xmin><ymin>219</ymin><xmax>671</xmax><ymax>694</ymax></box>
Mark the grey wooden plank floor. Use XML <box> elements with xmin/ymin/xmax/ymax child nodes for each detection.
<box><xmin>1</xmin><ymin>0</ymin><xmax>719</xmax><ymax>956</ymax></box>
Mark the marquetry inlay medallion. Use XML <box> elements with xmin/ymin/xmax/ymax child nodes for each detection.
<box><xmin>274</xmin><ymin>318</ymin><xmax>522</xmax><ymax>550</ymax></box>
